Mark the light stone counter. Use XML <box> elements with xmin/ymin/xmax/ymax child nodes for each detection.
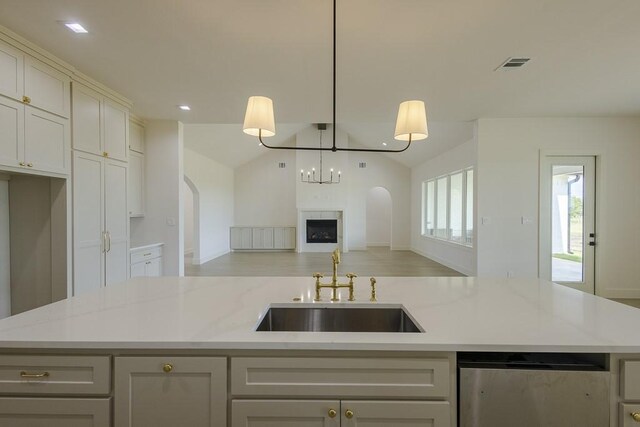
<box><xmin>0</xmin><ymin>276</ymin><xmax>639</xmax><ymax>352</ymax></box>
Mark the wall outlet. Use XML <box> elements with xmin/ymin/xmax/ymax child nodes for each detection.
<box><xmin>481</xmin><ymin>217</ymin><xmax>491</xmax><ymax>225</ymax></box>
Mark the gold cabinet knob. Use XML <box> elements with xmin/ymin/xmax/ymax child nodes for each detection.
<box><xmin>19</xmin><ymin>162</ymin><xmax>25</xmax><ymax>166</ymax></box>
<box><xmin>22</xmin><ymin>95</ymin><xmax>31</xmax><ymax>104</ymax></box>
<box><xmin>162</xmin><ymin>363</ymin><xmax>173</xmax><ymax>373</ymax></box>
<box><xmin>632</xmin><ymin>412</ymin><xmax>640</xmax><ymax>422</ymax></box>
<box><xmin>328</xmin><ymin>409</ymin><xmax>337</xmax><ymax>418</ymax></box>
<box><xmin>27</xmin><ymin>163</ymin><xmax>33</xmax><ymax>167</ymax></box>
<box><xmin>345</xmin><ymin>409</ymin><xmax>354</xmax><ymax>419</ymax></box>
<box><xmin>103</xmin><ymin>152</ymin><xmax>109</xmax><ymax>158</ymax></box>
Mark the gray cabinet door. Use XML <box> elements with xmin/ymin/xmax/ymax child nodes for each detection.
<box><xmin>0</xmin><ymin>397</ymin><xmax>110</xmax><ymax>427</ymax></box>
<box><xmin>341</xmin><ymin>400</ymin><xmax>450</xmax><ymax>427</ymax></box>
<box><xmin>232</xmin><ymin>399</ymin><xmax>340</xmax><ymax>427</ymax></box>
<box><xmin>115</xmin><ymin>356</ymin><xmax>226</xmax><ymax>427</ymax></box>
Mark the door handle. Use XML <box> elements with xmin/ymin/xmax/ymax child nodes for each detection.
<box><xmin>588</xmin><ymin>232</ymin><xmax>596</xmax><ymax>247</ymax></box>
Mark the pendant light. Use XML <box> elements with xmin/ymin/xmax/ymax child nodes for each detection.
<box><xmin>242</xmin><ymin>0</ymin><xmax>428</xmax><ymax>153</ymax></box>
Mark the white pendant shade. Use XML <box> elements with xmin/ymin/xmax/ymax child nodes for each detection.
<box><xmin>394</xmin><ymin>100</ymin><xmax>428</xmax><ymax>141</ymax></box>
<box><xmin>243</xmin><ymin>96</ymin><xmax>276</xmax><ymax>137</ymax></box>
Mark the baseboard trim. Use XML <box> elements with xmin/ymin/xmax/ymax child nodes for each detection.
<box><xmin>411</xmin><ymin>247</ymin><xmax>473</xmax><ymax>276</ymax></box>
<box><xmin>193</xmin><ymin>249</ymin><xmax>229</xmax><ymax>265</ymax></box>
<box><xmin>598</xmin><ymin>289</ymin><xmax>640</xmax><ymax>299</ymax></box>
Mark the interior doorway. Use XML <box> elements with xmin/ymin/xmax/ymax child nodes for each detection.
<box><xmin>183</xmin><ymin>176</ymin><xmax>199</xmax><ymax>265</ymax></box>
<box><xmin>366</xmin><ymin>187</ymin><xmax>392</xmax><ymax>248</ymax></box>
<box><xmin>540</xmin><ymin>155</ymin><xmax>596</xmax><ymax>294</ymax></box>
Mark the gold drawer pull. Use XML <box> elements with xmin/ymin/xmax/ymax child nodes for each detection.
<box><xmin>328</xmin><ymin>409</ymin><xmax>337</xmax><ymax>418</ymax></box>
<box><xmin>20</xmin><ymin>371</ymin><xmax>49</xmax><ymax>379</ymax></box>
<box><xmin>632</xmin><ymin>412</ymin><xmax>640</xmax><ymax>422</ymax></box>
<box><xmin>143</xmin><ymin>253</ymin><xmax>152</xmax><ymax>256</ymax></box>
<box><xmin>162</xmin><ymin>363</ymin><xmax>173</xmax><ymax>373</ymax></box>
<box><xmin>19</xmin><ymin>162</ymin><xmax>25</xmax><ymax>166</ymax></box>
<box><xmin>27</xmin><ymin>163</ymin><xmax>33</xmax><ymax>167</ymax></box>
<box><xmin>345</xmin><ymin>409</ymin><xmax>354</xmax><ymax>419</ymax></box>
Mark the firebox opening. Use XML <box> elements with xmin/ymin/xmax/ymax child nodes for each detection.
<box><xmin>306</xmin><ymin>219</ymin><xmax>338</xmax><ymax>243</ymax></box>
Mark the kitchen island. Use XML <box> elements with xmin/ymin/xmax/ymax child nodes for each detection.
<box><xmin>0</xmin><ymin>276</ymin><xmax>639</xmax><ymax>426</ymax></box>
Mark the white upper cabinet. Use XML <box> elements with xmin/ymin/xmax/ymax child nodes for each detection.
<box><xmin>0</xmin><ymin>39</ymin><xmax>70</xmax><ymax>175</ymax></box>
<box><xmin>128</xmin><ymin>151</ymin><xmax>144</xmax><ymax>217</ymax></box>
<box><xmin>72</xmin><ymin>82</ymin><xmax>129</xmax><ymax>162</ymax></box>
<box><xmin>0</xmin><ymin>97</ymin><xmax>23</xmax><ymax>168</ymax></box>
<box><xmin>24</xmin><ymin>56</ymin><xmax>70</xmax><ymax>118</ymax></box>
<box><xmin>24</xmin><ymin>107</ymin><xmax>69</xmax><ymax>174</ymax></box>
<box><xmin>0</xmin><ymin>40</ymin><xmax>23</xmax><ymax>101</ymax></box>
<box><xmin>103</xmin><ymin>100</ymin><xmax>128</xmax><ymax>161</ymax></box>
<box><xmin>72</xmin><ymin>83</ymin><xmax>101</xmax><ymax>154</ymax></box>
<box><xmin>129</xmin><ymin>120</ymin><xmax>144</xmax><ymax>153</ymax></box>
<box><xmin>0</xmin><ymin>39</ymin><xmax>70</xmax><ymax>118</ymax></box>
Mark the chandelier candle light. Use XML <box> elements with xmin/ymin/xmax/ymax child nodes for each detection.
<box><xmin>301</xmin><ymin>124</ymin><xmax>341</xmax><ymax>184</ymax></box>
<box><xmin>242</xmin><ymin>0</ymin><xmax>428</xmax><ymax>153</ymax></box>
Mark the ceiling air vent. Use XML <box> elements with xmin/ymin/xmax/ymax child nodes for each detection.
<box><xmin>359</xmin><ymin>162</ymin><xmax>367</xmax><ymax>169</ymax></box>
<box><xmin>278</xmin><ymin>162</ymin><xmax>286</xmax><ymax>168</ymax></box>
<box><xmin>496</xmin><ymin>57</ymin><xmax>531</xmax><ymax>70</ymax></box>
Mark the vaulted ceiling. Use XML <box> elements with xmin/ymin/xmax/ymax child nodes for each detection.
<box><xmin>2</xmin><ymin>0</ymin><xmax>638</xmax><ymax>166</ymax></box>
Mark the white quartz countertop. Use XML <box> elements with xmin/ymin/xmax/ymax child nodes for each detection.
<box><xmin>1</xmin><ymin>276</ymin><xmax>640</xmax><ymax>352</ymax></box>
<box><xmin>129</xmin><ymin>242</ymin><xmax>164</xmax><ymax>252</ymax></box>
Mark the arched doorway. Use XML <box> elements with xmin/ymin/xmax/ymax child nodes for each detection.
<box><xmin>366</xmin><ymin>187</ymin><xmax>392</xmax><ymax>248</ymax></box>
<box><xmin>183</xmin><ymin>176</ymin><xmax>200</xmax><ymax>265</ymax></box>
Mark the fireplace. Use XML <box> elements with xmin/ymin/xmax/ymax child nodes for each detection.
<box><xmin>306</xmin><ymin>219</ymin><xmax>338</xmax><ymax>243</ymax></box>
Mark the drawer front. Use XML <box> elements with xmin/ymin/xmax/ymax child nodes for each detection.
<box><xmin>0</xmin><ymin>397</ymin><xmax>110</xmax><ymax>427</ymax></box>
<box><xmin>341</xmin><ymin>400</ymin><xmax>451</xmax><ymax>427</ymax></box>
<box><xmin>231</xmin><ymin>357</ymin><xmax>450</xmax><ymax>399</ymax></box>
<box><xmin>622</xmin><ymin>360</ymin><xmax>640</xmax><ymax>401</ymax></box>
<box><xmin>620</xmin><ymin>403</ymin><xmax>640</xmax><ymax>427</ymax></box>
<box><xmin>0</xmin><ymin>355</ymin><xmax>110</xmax><ymax>395</ymax></box>
<box><xmin>130</xmin><ymin>246</ymin><xmax>162</xmax><ymax>264</ymax></box>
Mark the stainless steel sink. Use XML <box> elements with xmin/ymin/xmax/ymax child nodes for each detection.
<box><xmin>255</xmin><ymin>304</ymin><xmax>424</xmax><ymax>333</ymax></box>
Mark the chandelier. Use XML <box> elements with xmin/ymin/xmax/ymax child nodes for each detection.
<box><xmin>300</xmin><ymin>124</ymin><xmax>341</xmax><ymax>185</ymax></box>
<box><xmin>242</xmin><ymin>0</ymin><xmax>428</xmax><ymax>153</ymax></box>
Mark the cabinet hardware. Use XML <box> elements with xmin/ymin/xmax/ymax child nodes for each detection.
<box><xmin>162</xmin><ymin>364</ymin><xmax>173</xmax><ymax>373</ymax></box>
<box><xmin>20</xmin><ymin>371</ymin><xmax>49</xmax><ymax>379</ymax></box>
<box><xmin>370</xmin><ymin>277</ymin><xmax>377</xmax><ymax>302</ymax></box>
<box><xmin>103</xmin><ymin>152</ymin><xmax>109</xmax><ymax>158</ymax></box>
<box><xmin>146</xmin><ymin>261</ymin><xmax>151</xmax><ymax>265</ymax></box>
<box><xmin>19</xmin><ymin>161</ymin><xmax>25</xmax><ymax>166</ymax></box>
<box><xmin>143</xmin><ymin>252</ymin><xmax>152</xmax><ymax>256</ymax></box>
<box><xmin>328</xmin><ymin>409</ymin><xmax>337</xmax><ymax>418</ymax></box>
<box><xmin>632</xmin><ymin>412</ymin><xmax>640</xmax><ymax>422</ymax></box>
<box><xmin>27</xmin><ymin>163</ymin><xmax>33</xmax><ymax>167</ymax></box>
<box><xmin>106</xmin><ymin>231</ymin><xmax>111</xmax><ymax>253</ymax></box>
<box><xmin>22</xmin><ymin>95</ymin><xmax>31</xmax><ymax>104</ymax></box>
<box><xmin>345</xmin><ymin>409</ymin><xmax>354</xmax><ymax>419</ymax></box>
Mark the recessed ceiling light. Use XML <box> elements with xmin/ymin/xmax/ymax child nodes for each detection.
<box><xmin>63</xmin><ymin>22</ymin><xmax>88</xmax><ymax>34</ymax></box>
<box><xmin>178</xmin><ymin>105</ymin><xmax>191</xmax><ymax>111</ymax></box>
<box><xmin>382</xmin><ymin>142</ymin><xmax>387</xmax><ymax>146</ymax></box>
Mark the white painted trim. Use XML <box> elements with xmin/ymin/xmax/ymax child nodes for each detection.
<box><xmin>366</xmin><ymin>242</ymin><xmax>391</xmax><ymax>247</ymax></box>
<box><xmin>193</xmin><ymin>249</ymin><xmax>229</xmax><ymax>265</ymax></box>
<box><xmin>411</xmin><ymin>247</ymin><xmax>472</xmax><ymax>276</ymax></box>
<box><xmin>598</xmin><ymin>289</ymin><xmax>640</xmax><ymax>299</ymax></box>
<box><xmin>184</xmin><ymin>248</ymin><xmax>194</xmax><ymax>256</ymax></box>
<box><xmin>391</xmin><ymin>246</ymin><xmax>411</xmax><ymax>251</ymax></box>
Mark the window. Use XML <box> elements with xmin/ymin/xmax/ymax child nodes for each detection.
<box><xmin>422</xmin><ymin>168</ymin><xmax>474</xmax><ymax>247</ymax></box>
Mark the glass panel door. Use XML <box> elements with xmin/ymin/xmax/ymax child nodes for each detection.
<box><xmin>540</xmin><ymin>156</ymin><xmax>596</xmax><ymax>293</ymax></box>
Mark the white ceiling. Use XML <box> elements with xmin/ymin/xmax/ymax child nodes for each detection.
<box><xmin>2</xmin><ymin>0</ymin><xmax>639</xmax><ymax>166</ymax></box>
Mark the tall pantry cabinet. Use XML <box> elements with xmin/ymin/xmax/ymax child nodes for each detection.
<box><xmin>72</xmin><ymin>82</ymin><xmax>130</xmax><ymax>295</ymax></box>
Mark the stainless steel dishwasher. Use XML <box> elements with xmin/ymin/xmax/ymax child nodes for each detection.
<box><xmin>458</xmin><ymin>352</ymin><xmax>610</xmax><ymax>427</ymax></box>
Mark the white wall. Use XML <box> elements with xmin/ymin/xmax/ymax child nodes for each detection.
<box><xmin>366</xmin><ymin>187</ymin><xmax>391</xmax><ymax>246</ymax></box>
<box><xmin>476</xmin><ymin>118</ymin><xmax>640</xmax><ymax>298</ymax></box>
<box><xmin>183</xmin><ymin>180</ymin><xmax>194</xmax><ymax>255</ymax></box>
<box><xmin>233</xmin><ymin>125</ymin><xmax>412</xmax><ymax>251</ymax></box>
<box><xmin>130</xmin><ymin>120</ymin><xmax>184</xmax><ymax>276</ymax></box>
<box><xmin>411</xmin><ymin>139</ymin><xmax>477</xmax><ymax>275</ymax></box>
<box><xmin>184</xmin><ymin>148</ymin><xmax>234</xmax><ymax>264</ymax></box>
<box><xmin>0</xmin><ymin>176</ymin><xmax>10</xmax><ymax>319</ymax></box>
<box><xmin>235</xmin><ymin>147</ymin><xmax>296</xmax><ymax>226</ymax></box>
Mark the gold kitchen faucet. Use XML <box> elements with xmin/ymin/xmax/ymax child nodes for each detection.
<box><xmin>313</xmin><ymin>249</ymin><xmax>357</xmax><ymax>302</ymax></box>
